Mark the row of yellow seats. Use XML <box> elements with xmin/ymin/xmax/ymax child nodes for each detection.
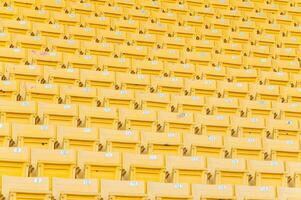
<box><xmin>4</xmin><ymin>176</ymin><xmax>300</xmax><ymax>200</ymax></box>
<box><xmin>2</xmin><ymin>146</ymin><xmax>301</xmax><ymax>187</ymax></box>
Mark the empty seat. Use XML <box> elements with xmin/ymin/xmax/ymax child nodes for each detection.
<box><xmin>135</xmin><ymin>92</ymin><xmax>170</xmax><ymax>111</ymax></box>
<box><xmin>141</xmin><ymin>131</ymin><xmax>182</xmax><ymax>155</ymax></box>
<box><xmin>198</xmin><ymin>66</ymin><xmax>227</xmax><ymax>81</ymax></box>
<box><xmin>21</xmin><ymin>8</ymin><xmax>50</xmax><ymax>23</ymax></box>
<box><xmin>232</xmin><ymin>117</ymin><xmax>266</xmax><ymax>138</ymax></box>
<box><xmin>281</xmin><ymin>87</ymin><xmax>301</xmax><ymax>103</ymax></box>
<box><xmin>235</xmin><ymin>185</ymin><xmax>276</xmax><ymax>200</ymax></box>
<box><xmin>129</xmin><ymin>33</ymin><xmax>156</xmax><ymax>48</ymax></box>
<box><xmin>1</xmin><ymin>19</ymin><xmax>31</xmax><ymax>35</ymax></box>
<box><xmin>12</xmin><ymin>124</ymin><xmax>55</xmax><ymax>149</ymax></box>
<box><xmin>0</xmin><ymin>123</ymin><xmax>10</xmax><ymax>147</ymax></box>
<box><xmin>52</xmin><ymin>178</ymin><xmax>99</xmax><ymax>200</ymax></box>
<box><xmin>28</xmin><ymin>51</ymin><xmax>63</xmax><ymax>67</ymax></box>
<box><xmin>100</xmin><ymin>57</ymin><xmax>131</xmax><ymax>73</ymax></box>
<box><xmin>164</xmin><ymin>63</ymin><xmax>196</xmax><ymax>79</ymax></box>
<box><xmin>47</xmin><ymin>38</ymin><xmax>80</xmax><ymax>54</ymax></box>
<box><xmin>286</xmin><ymin>161</ymin><xmax>301</xmax><ymax>187</ymax></box>
<box><xmin>100</xmin><ymin>180</ymin><xmax>146</xmax><ymax>200</ymax></box>
<box><xmin>12</xmin><ymin>34</ymin><xmax>46</xmax><ymax>50</ymax></box>
<box><xmin>240</xmin><ymin>100</ymin><xmax>273</xmax><ymax>118</ymax></box>
<box><xmin>207</xmin><ymin>97</ymin><xmax>240</xmax><ymax>116</ymax></box>
<box><xmin>166</xmin><ymin>155</ymin><xmax>207</xmax><ymax>184</ymax></box>
<box><xmin>31</xmin><ymin>148</ymin><xmax>76</xmax><ymax>179</ymax></box>
<box><xmin>0</xmin><ymin>6</ymin><xmax>18</xmax><ymax>20</ymax></box>
<box><xmin>0</xmin><ymin>100</ymin><xmax>36</xmax><ymax>124</ymax></box>
<box><xmin>188</xmin><ymin>39</ymin><xmax>214</xmax><ymax>53</ymax></box>
<box><xmin>43</xmin><ymin>67</ymin><xmax>79</xmax><ymax>86</ymax></box>
<box><xmin>80</xmin><ymin>69</ymin><xmax>115</xmax><ymax>89</ymax></box>
<box><xmin>182</xmin><ymin>51</ymin><xmax>212</xmax><ymax>66</ymax></box>
<box><xmin>218</xmin><ymin>82</ymin><xmax>249</xmax><ymax>99</ymax></box>
<box><xmin>22</xmin><ymin>83</ymin><xmax>59</xmax><ymax>103</ymax></box>
<box><xmin>2</xmin><ymin>176</ymin><xmax>51</xmax><ymax>200</ymax></box>
<box><xmin>0</xmin><ymin>47</ymin><xmax>26</xmax><ymax>64</ymax></box>
<box><xmin>99</xmin><ymin>129</ymin><xmax>140</xmax><ymax>153</ymax></box>
<box><xmin>37</xmin><ymin>103</ymin><xmax>78</xmax><ymax>126</ymax></box>
<box><xmin>246</xmin><ymin>57</ymin><xmax>273</xmax><ymax>71</ymax></box>
<box><xmin>128</xmin><ymin>8</ymin><xmax>150</xmax><ymax>22</ymax></box>
<box><xmin>151</xmin><ymin>76</ymin><xmax>184</xmax><ymax>95</ymax></box>
<box><xmin>98</xmin><ymin>89</ymin><xmax>135</xmax><ymax>109</ymax></box>
<box><xmin>216</xmin><ymin>54</ymin><xmax>243</xmax><ymax>69</ymax></box>
<box><xmin>81</xmin><ymin>42</ymin><xmax>114</xmax><ymax>57</ymax></box>
<box><xmin>32</xmin><ymin>23</ymin><xmax>64</xmax><ymax>38</ymax></box>
<box><xmin>143</xmin><ymin>22</ymin><xmax>168</xmax><ymax>36</ymax></box>
<box><xmin>100</xmin><ymin>30</ymin><xmax>126</xmax><ymax>44</ymax></box>
<box><xmin>160</xmin><ymin>36</ymin><xmax>186</xmax><ymax>50</ymax></box>
<box><xmin>192</xmin><ymin>184</ymin><xmax>235</xmax><ymax>200</ymax></box>
<box><xmin>5</xmin><ymin>64</ymin><xmax>42</xmax><ymax>83</ymax></box>
<box><xmin>248</xmin><ymin>160</ymin><xmax>286</xmax><ymax>187</ymax></box>
<box><xmin>52</xmin><ymin>12</ymin><xmax>80</xmax><ymax>26</ymax></box>
<box><xmin>227</xmin><ymin>68</ymin><xmax>258</xmax><ymax>83</ymax></box>
<box><xmin>123</xmin><ymin>153</ymin><xmax>165</xmax><ymax>182</ymax></box>
<box><xmin>274</xmin><ymin>102</ymin><xmax>301</xmax><ymax>120</ymax></box>
<box><xmin>273</xmin><ymin>60</ymin><xmax>300</xmax><ymax>74</ymax></box>
<box><xmin>157</xmin><ymin>111</ymin><xmax>194</xmax><ymax>133</ymax></box>
<box><xmin>56</xmin><ymin>126</ymin><xmax>99</xmax><ymax>151</ymax></box>
<box><xmin>0</xmin><ymin>80</ymin><xmax>18</xmax><ymax>101</ymax></box>
<box><xmin>250</xmin><ymin>84</ymin><xmax>280</xmax><ymax>101</ymax></box>
<box><xmin>266</xmin><ymin>119</ymin><xmax>299</xmax><ymax>140</ymax></box>
<box><xmin>36</xmin><ymin>0</ymin><xmax>65</xmax><ymax>12</ymax></box>
<box><xmin>79</xmin><ymin>106</ymin><xmax>118</xmax><ymax>129</ymax></box>
<box><xmin>147</xmin><ymin>182</ymin><xmax>191</xmax><ymax>200</ymax></box>
<box><xmin>60</xmin><ymin>85</ymin><xmax>97</xmax><ymax>106</ymax></box>
<box><xmin>171</xmin><ymin>95</ymin><xmax>205</xmax><ymax>113</ymax></box>
<box><xmin>185</xmin><ymin>79</ymin><xmax>217</xmax><ymax>96</ymax></box>
<box><xmin>132</xmin><ymin>60</ymin><xmax>164</xmax><ymax>75</ymax></box>
<box><xmin>82</xmin><ymin>16</ymin><xmax>110</xmax><ymax>30</ymax></box>
<box><xmin>247</xmin><ymin>45</ymin><xmax>271</xmax><ymax>59</ymax></box>
<box><xmin>225</xmin><ymin>136</ymin><xmax>263</xmax><ymax>160</ymax></box>
<box><xmin>260</xmin><ymin>71</ymin><xmax>290</xmax><ymax>86</ymax></box>
<box><xmin>77</xmin><ymin>150</ymin><xmax>121</xmax><ymax>180</ymax></box>
<box><xmin>64</xmin><ymin>54</ymin><xmax>97</xmax><ymax>70</ymax></box>
<box><xmin>98</xmin><ymin>5</ymin><xmax>123</xmax><ymax>19</ymax></box>
<box><xmin>119</xmin><ymin>109</ymin><xmax>157</xmax><ymax>131</ymax></box>
<box><xmin>116</xmin><ymin>73</ymin><xmax>150</xmax><ymax>92</ymax></box>
<box><xmin>152</xmin><ymin>49</ymin><xmax>181</xmax><ymax>63</ymax></box>
<box><xmin>264</xmin><ymin>139</ymin><xmax>301</xmax><ymax>161</ymax></box>
<box><xmin>184</xmin><ymin>134</ymin><xmax>224</xmax><ymax>158</ymax></box>
<box><xmin>195</xmin><ymin>114</ymin><xmax>231</xmax><ymax>136</ymax></box>
<box><xmin>115</xmin><ymin>19</ymin><xmax>140</xmax><ymax>33</ymax></box>
<box><xmin>277</xmin><ymin>187</ymin><xmax>301</xmax><ymax>200</ymax></box>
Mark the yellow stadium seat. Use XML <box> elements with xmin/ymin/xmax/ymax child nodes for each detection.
<box><xmin>12</xmin><ymin>124</ymin><xmax>55</xmax><ymax>149</ymax></box>
<box><xmin>246</xmin><ymin>57</ymin><xmax>273</xmax><ymax>71</ymax></box>
<box><xmin>132</xmin><ymin>59</ymin><xmax>164</xmax><ymax>75</ymax></box>
<box><xmin>195</xmin><ymin>114</ymin><xmax>231</xmax><ymax>136</ymax></box>
<box><xmin>254</xmin><ymin>34</ymin><xmax>277</xmax><ymax>47</ymax></box>
<box><xmin>129</xmin><ymin>33</ymin><xmax>156</xmax><ymax>47</ymax></box>
<box><xmin>291</xmin><ymin>74</ymin><xmax>301</xmax><ymax>88</ymax></box>
<box><xmin>2</xmin><ymin>176</ymin><xmax>51</xmax><ymax>200</ymax></box>
<box><xmin>56</xmin><ymin>126</ymin><xmax>99</xmax><ymax>151</ymax></box>
<box><xmin>152</xmin><ymin>48</ymin><xmax>181</xmax><ymax>63</ymax></box>
<box><xmin>219</xmin><ymin>43</ymin><xmax>243</xmax><ymax>56</ymax></box>
<box><xmin>98</xmin><ymin>88</ymin><xmax>135</xmax><ymax>109</ymax></box>
<box><xmin>60</xmin><ymin>85</ymin><xmax>97</xmax><ymax>106</ymax></box>
<box><xmin>119</xmin><ymin>109</ymin><xmax>157</xmax><ymax>131</ymax></box>
<box><xmin>185</xmin><ymin>79</ymin><xmax>217</xmax><ymax>96</ymax></box>
<box><xmin>160</xmin><ymin>36</ymin><xmax>185</xmax><ymax>50</ymax></box>
<box><xmin>82</xmin><ymin>16</ymin><xmax>110</xmax><ymax>30</ymax></box>
<box><xmin>233</xmin><ymin>20</ymin><xmax>256</xmax><ymax>33</ymax></box>
<box><xmin>232</xmin><ymin>116</ymin><xmax>266</xmax><ymax>138</ymax></box>
<box><xmin>210</xmin><ymin>18</ymin><xmax>231</xmax><ymax>33</ymax></box>
<box><xmin>51</xmin><ymin>12</ymin><xmax>80</xmax><ymax>26</ymax></box>
<box><xmin>273</xmin><ymin>60</ymin><xmax>300</xmax><ymax>74</ymax></box>
<box><xmin>164</xmin><ymin>63</ymin><xmax>196</xmax><ymax>79</ymax></box>
<box><xmin>274</xmin><ymin>102</ymin><xmax>301</xmax><ymax>120</ymax></box>
<box><xmin>90</xmin><ymin>0</ymin><xmax>109</xmax><ymax>6</ymax></box>
<box><xmin>217</xmin><ymin>54</ymin><xmax>243</xmax><ymax>69</ymax></box>
<box><xmin>192</xmin><ymin>184</ymin><xmax>235</xmax><ymax>200</ymax></box>
<box><xmin>77</xmin><ymin>150</ymin><xmax>121</xmax><ymax>180</ymax></box>
<box><xmin>52</xmin><ymin>178</ymin><xmax>99</xmax><ymax>200</ymax></box>
<box><xmin>22</xmin><ymin>83</ymin><xmax>59</xmax><ymax>103</ymax></box>
<box><xmin>261</xmin><ymin>23</ymin><xmax>281</xmax><ymax>36</ymax></box>
<box><xmin>165</xmin><ymin>155</ymin><xmax>207</xmax><ymax>184</ymax></box>
<box><xmin>286</xmin><ymin>161</ymin><xmax>301</xmax><ymax>187</ymax></box>
<box><xmin>250</xmin><ymin>84</ymin><xmax>280</xmax><ymax>101</ymax></box>
<box><xmin>30</xmin><ymin>148</ymin><xmax>76</xmax><ymax>179</ymax></box>
<box><xmin>281</xmin><ymin>87</ymin><xmax>301</xmax><ymax>103</ymax></box>
<box><xmin>80</xmin><ymin>69</ymin><xmax>115</xmax><ymax>89</ymax></box>
<box><xmin>247</xmin><ymin>45</ymin><xmax>271</xmax><ymax>58</ymax></box>
<box><xmin>151</xmin><ymin>76</ymin><xmax>184</xmax><ymax>95</ymax></box>
<box><xmin>43</xmin><ymin>67</ymin><xmax>79</xmax><ymax>86</ymax></box>
<box><xmin>225</xmin><ymin>136</ymin><xmax>263</xmax><ymax>160</ymax></box>
<box><xmin>275</xmin><ymin>47</ymin><xmax>297</xmax><ymax>61</ymax></box>
<box><xmin>264</xmin><ymin>139</ymin><xmax>301</xmax><ymax>161</ymax></box>
<box><xmin>227</xmin><ymin>68</ymin><xmax>258</xmax><ymax>83</ymax></box>
<box><xmin>0</xmin><ymin>6</ymin><xmax>18</xmax><ymax>19</ymax></box>
<box><xmin>36</xmin><ymin>0</ymin><xmax>65</xmax><ymax>12</ymax></box>
<box><xmin>228</xmin><ymin>31</ymin><xmax>250</xmax><ymax>45</ymax></box>
<box><xmin>100</xmin><ymin>180</ymin><xmax>146</xmax><ymax>200</ymax></box>
<box><xmin>32</xmin><ymin>23</ymin><xmax>64</xmax><ymax>38</ymax></box>
<box><xmin>28</xmin><ymin>51</ymin><xmax>63</xmax><ymax>67</ymax></box>
<box><xmin>116</xmin><ymin>45</ymin><xmax>148</xmax><ymax>60</ymax></box>
<box><xmin>47</xmin><ymin>38</ymin><xmax>80</xmax><ymax>54</ymax></box>
<box><xmin>235</xmin><ymin>185</ymin><xmax>276</xmax><ymax>200</ymax></box>
<box><xmin>207</xmin><ymin>158</ymin><xmax>248</xmax><ymax>185</ymax></box>
<box><xmin>171</xmin><ymin>95</ymin><xmax>205</xmax><ymax>113</ymax></box>
<box><xmin>218</xmin><ymin>82</ymin><xmax>249</xmax><ymax>98</ymax></box>
<box><xmin>135</xmin><ymin>92</ymin><xmax>170</xmax><ymax>111</ymax></box>
<box><xmin>266</xmin><ymin>119</ymin><xmax>299</xmax><ymax>140</ymax></box>
<box><xmin>81</xmin><ymin>42</ymin><xmax>114</xmax><ymax>57</ymax></box>
<box><xmin>67</xmin><ymin>26</ymin><xmax>96</xmax><ymax>41</ymax></box>
<box><xmin>79</xmin><ymin>106</ymin><xmax>118</xmax><ymax>128</ymax></box>
<box><xmin>123</xmin><ymin>153</ymin><xmax>165</xmax><ymax>182</ymax></box>
<box><xmin>182</xmin><ymin>15</ymin><xmax>203</xmax><ymax>30</ymax></box>
<box><xmin>0</xmin><ymin>47</ymin><xmax>25</xmax><ymax>64</ymax></box>
<box><xmin>0</xmin><ymin>147</ymin><xmax>29</xmax><ymax>184</ymax></box>
<box><xmin>37</xmin><ymin>103</ymin><xmax>78</xmax><ymax>126</ymax></box>
<box><xmin>198</xmin><ymin>66</ymin><xmax>227</xmax><ymax>81</ymax></box>
<box><xmin>194</xmin><ymin>6</ymin><xmax>215</xmax><ymax>20</ymax></box>
<box><xmin>248</xmin><ymin>160</ymin><xmax>286</xmax><ymax>187</ymax></box>
<box><xmin>182</xmin><ymin>51</ymin><xmax>212</xmax><ymax>66</ymax></box>
<box><xmin>157</xmin><ymin>111</ymin><xmax>194</xmax><ymax>133</ymax></box>
<box><xmin>12</xmin><ymin>35</ymin><xmax>46</xmax><ymax>51</ymax></box>
<box><xmin>128</xmin><ymin>8</ymin><xmax>150</xmax><ymax>21</ymax></box>
<box><xmin>100</xmin><ymin>30</ymin><xmax>127</xmax><ymax>44</ymax></box>
<box><xmin>147</xmin><ymin>182</ymin><xmax>191</xmax><ymax>200</ymax></box>
<box><xmin>69</xmin><ymin>2</ymin><xmax>95</xmax><ymax>16</ymax></box>
<box><xmin>277</xmin><ymin>187</ymin><xmax>301</xmax><ymax>200</ymax></box>
<box><xmin>0</xmin><ymin>100</ymin><xmax>36</xmax><ymax>124</ymax></box>
<box><xmin>143</xmin><ymin>22</ymin><xmax>168</xmax><ymax>36</ymax></box>
<box><xmin>0</xmin><ymin>123</ymin><xmax>10</xmax><ymax>147</ymax></box>
<box><xmin>248</xmin><ymin>11</ymin><xmax>268</xmax><ymax>25</ymax></box>
<box><xmin>240</xmin><ymin>99</ymin><xmax>273</xmax><ymax>118</ymax></box>
<box><xmin>100</xmin><ymin>57</ymin><xmax>131</xmax><ymax>73</ymax></box>
<box><xmin>5</xmin><ymin>64</ymin><xmax>42</xmax><ymax>83</ymax></box>
<box><xmin>115</xmin><ymin>19</ymin><xmax>139</xmax><ymax>33</ymax></box>
<box><xmin>236</xmin><ymin>1</ymin><xmax>255</xmax><ymax>12</ymax></box>
<box><xmin>0</xmin><ymin>80</ymin><xmax>18</xmax><ymax>101</ymax></box>
<box><xmin>154</xmin><ymin>12</ymin><xmax>177</xmax><ymax>26</ymax></box>
<box><xmin>21</xmin><ymin>8</ymin><xmax>50</xmax><ymax>23</ymax></box>
<box><xmin>0</xmin><ymin>31</ymin><xmax>11</xmax><ymax>47</ymax></box>
<box><xmin>172</xmin><ymin>25</ymin><xmax>196</xmax><ymax>39</ymax></box>
<box><xmin>207</xmin><ymin>97</ymin><xmax>240</xmax><ymax>116</ymax></box>
<box><xmin>116</xmin><ymin>73</ymin><xmax>150</xmax><ymax>92</ymax></box>
<box><xmin>260</xmin><ymin>71</ymin><xmax>290</xmax><ymax>86</ymax></box>
<box><xmin>188</xmin><ymin>39</ymin><xmax>214</xmax><ymax>53</ymax></box>
<box><xmin>98</xmin><ymin>5</ymin><xmax>123</xmax><ymax>19</ymax></box>
<box><xmin>99</xmin><ymin>128</ymin><xmax>140</xmax><ymax>153</ymax></box>
<box><xmin>281</xmin><ymin>36</ymin><xmax>301</xmax><ymax>49</ymax></box>
<box><xmin>1</xmin><ymin>19</ymin><xmax>30</xmax><ymax>35</ymax></box>
<box><xmin>141</xmin><ymin>131</ymin><xmax>182</xmax><ymax>155</ymax></box>
<box><xmin>201</xmin><ymin>28</ymin><xmax>223</xmax><ymax>42</ymax></box>
<box><xmin>183</xmin><ymin>134</ymin><xmax>224</xmax><ymax>158</ymax></box>
<box><xmin>64</xmin><ymin>54</ymin><xmax>97</xmax><ymax>70</ymax></box>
